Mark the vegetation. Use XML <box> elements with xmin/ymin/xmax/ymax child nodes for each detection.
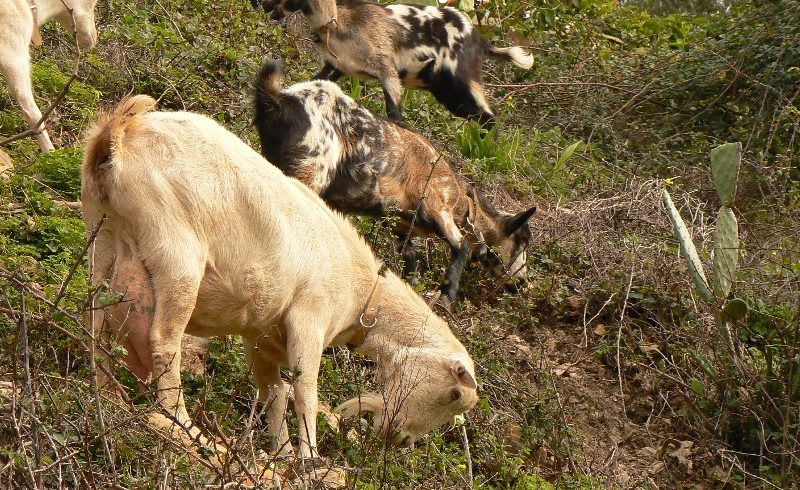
<box><xmin>1</xmin><ymin>0</ymin><xmax>798</xmax><ymax>487</ymax></box>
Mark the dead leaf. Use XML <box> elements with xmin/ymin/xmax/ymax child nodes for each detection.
<box><xmin>593</xmin><ymin>324</ymin><xmax>607</xmax><ymax>335</ymax></box>
<box><xmin>505</xmin><ymin>334</ymin><xmax>533</xmax><ymax>358</ymax></box>
<box><xmin>501</xmin><ymin>422</ymin><xmax>524</xmax><ymax>449</ymax></box>
<box><xmin>668</xmin><ymin>440</ymin><xmax>694</xmax><ymax>471</ymax></box>
<box><xmin>639</xmin><ymin>343</ymin><xmax>661</xmax><ymax>356</ymax></box>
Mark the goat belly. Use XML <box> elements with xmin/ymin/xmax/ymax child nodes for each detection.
<box><xmin>107</xmin><ymin>251</ymin><xmax>155</xmax><ymax>383</ymax></box>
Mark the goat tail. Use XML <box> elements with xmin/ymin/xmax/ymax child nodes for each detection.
<box><xmin>488</xmin><ymin>45</ymin><xmax>533</xmax><ymax>70</ymax></box>
<box><xmin>82</xmin><ymin>95</ymin><xmax>157</xmax><ymax>200</ymax></box>
<box><xmin>255</xmin><ymin>59</ymin><xmax>286</xmax><ymax>108</ymax></box>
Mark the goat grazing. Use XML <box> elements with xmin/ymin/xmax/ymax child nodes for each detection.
<box><xmin>81</xmin><ymin>95</ymin><xmax>478</xmax><ymax>458</ymax></box>
<box><xmin>252</xmin><ymin>0</ymin><xmax>532</xmax><ymax>128</ymax></box>
<box><xmin>0</xmin><ymin>0</ymin><xmax>98</xmax><ymax>152</ymax></box>
<box><xmin>253</xmin><ymin>60</ymin><xmax>536</xmax><ymax>305</ymax></box>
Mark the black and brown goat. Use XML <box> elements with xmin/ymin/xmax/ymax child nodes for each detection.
<box><xmin>253</xmin><ymin>60</ymin><xmax>536</xmax><ymax>305</ymax></box>
<box><xmin>251</xmin><ymin>0</ymin><xmax>533</xmax><ymax>128</ymax></box>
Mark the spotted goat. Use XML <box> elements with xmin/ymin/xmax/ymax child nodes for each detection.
<box><xmin>251</xmin><ymin>0</ymin><xmax>533</xmax><ymax>128</ymax></box>
<box><xmin>254</xmin><ymin>60</ymin><xmax>536</xmax><ymax>305</ymax></box>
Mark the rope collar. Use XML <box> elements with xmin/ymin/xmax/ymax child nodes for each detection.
<box><xmin>321</xmin><ymin>16</ymin><xmax>339</xmax><ymax>60</ymax></box>
<box><xmin>30</xmin><ymin>2</ymin><xmax>43</xmax><ymax>46</ymax></box>
<box><xmin>348</xmin><ymin>266</ymin><xmax>387</xmax><ymax>348</ymax></box>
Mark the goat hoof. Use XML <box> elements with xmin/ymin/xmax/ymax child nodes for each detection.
<box><xmin>426</xmin><ymin>290</ymin><xmax>455</xmax><ymax>312</ymax></box>
<box><xmin>441</xmin><ymin>296</ymin><xmax>454</xmax><ymax>313</ymax></box>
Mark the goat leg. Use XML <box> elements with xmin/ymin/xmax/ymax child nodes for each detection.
<box><xmin>381</xmin><ymin>76</ymin><xmax>404</xmax><ymax>121</ymax></box>
<box><xmin>285</xmin><ymin>316</ymin><xmax>325</xmax><ymax>459</ymax></box>
<box><xmin>0</xmin><ymin>54</ymin><xmax>54</xmax><ymax>152</ymax></box>
<box><xmin>441</xmin><ymin>241</ymin><xmax>469</xmax><ymax>306</ymax></box>
<box><xmin>312</xmin><ymin>62</ymin><xmax>343</xmax><ymax>81</ymax></box>
<box><xmin>244</xmin><ymin>339</ymin><xmax>293</xmax><ymax>455</ymax></box>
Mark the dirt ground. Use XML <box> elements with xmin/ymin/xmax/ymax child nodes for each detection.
<box><xmin>498</xmin><ymin>319</ymin><xmax>728</xmax><ymax>489</ymax></box>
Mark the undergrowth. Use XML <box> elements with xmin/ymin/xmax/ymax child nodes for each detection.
<box><xmin>1</xmin><ymin>0</ymin><xmax>798</xmax><ymax>488</ymax></box>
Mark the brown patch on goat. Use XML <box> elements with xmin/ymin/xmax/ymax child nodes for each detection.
<box><xmin>380</xmin><ymin>127</ymin><xmax>470</xmax><ymax>242</ymax></box>
<box><xmin>83</xmin><ymin>95</ymin><xmax>157</xmax><ymax>199</ymax></box>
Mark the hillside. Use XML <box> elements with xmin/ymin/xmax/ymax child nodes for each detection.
<box><xmin>1</xmin><ymin>0</ymin><xmax>798</xmax><ymax>488</ymax></box>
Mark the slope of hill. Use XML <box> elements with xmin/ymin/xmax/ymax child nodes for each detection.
<box><xmin>1</xmin><ymin>0</ymin><xmax>798</xmax><ymax>488</ymax></box>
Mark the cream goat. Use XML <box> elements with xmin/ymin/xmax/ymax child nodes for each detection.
<box><xmin>0</xmin><ymin>0</ymin><xmax>98</xmax><ymax>152</ymax></box>
<box><xmin>81</xmin><ymin>95</ymin><xmax>479</xmax><ymax>458</ymax></box>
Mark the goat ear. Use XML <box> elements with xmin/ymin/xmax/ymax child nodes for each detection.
<box><xmin>504</xmin><ymin>206</ymin><xmax>536</xmax><ymax>235</ymax></box>
<box><xmin>446</xmin><ymin>360</ymin><xmax>478</xmax><ymax>389</ymax></box>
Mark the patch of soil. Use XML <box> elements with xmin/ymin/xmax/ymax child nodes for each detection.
<box><xmin>507</xmin><ymin>321</ymin><xmax>723</xmax><ymax>489</ymax></box>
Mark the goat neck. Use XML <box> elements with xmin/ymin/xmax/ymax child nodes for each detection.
<box><xmin>305</xmin><ymin>0</ymin><xmax>338</xmax><ymax>32</ymax></box>
<box><xmin>346</xmin><ymin>268</ymin><xmax>386</xmax><ymax>347</ymax></box>
<box><xmin>354</xmin><ymin>272</ymin><xmax>460</xmax><ymax>359</ymax></box>
<box><xmin>467</xmin><ymin>188</ymin><xmax>504</xmax><ymax>247</ymax></box>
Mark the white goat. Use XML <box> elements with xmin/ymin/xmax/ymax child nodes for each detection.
<box><xmin>0</xmin><ymin>0</ymin><xmax>98</xmax><ymax>152</ymax></box>
<box><xmin>81</xmin><ymin>95</ymin><xmax>479</xmax><ymax>458</ymax></box>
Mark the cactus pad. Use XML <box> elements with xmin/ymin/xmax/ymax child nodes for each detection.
<box><xmin>721</xmin><ymin>298</ymin><xmax>748</xmax><ymax>322</ymax></box>
<box><xmin>710</xmin><ymin>142</ymin><xmax>741</xmax><ymax>207</ymax></box>
<box><xmin>712</xmin><ymin>207</ymin><xmax>739</xmax><ymax>298</ymax></box>
<box><xmin>662</xmin><ymin>189</ymin><xmax>715</xmax><ymax>303</ymax></box>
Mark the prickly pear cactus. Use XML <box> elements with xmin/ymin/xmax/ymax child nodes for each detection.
<box><xmin>663</xmin><ymin>142</ymin><xmax>748</xmax><ymax>365</ymax></box>
<box><xmin>662</xmin><ymin>190</ymin><xmax>715</xmax><ymax>303</ymax></box>
<box><xmin>662</xmin><ymin>143</ymin><xmax>747</xmax><ymax>367</ymax></box>
<box><xmin>712</xmin><ymin>207</ymin><xmax>739</xmax><ymax>298</ymax></box>
<box><xmin>710</xmin><ymin>142</ymin><xmax>741</xmax><ymax>207</ymax></box>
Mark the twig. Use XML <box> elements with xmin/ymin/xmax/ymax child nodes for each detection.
<box><xmin>489</xmin><ymin>81</ymin><xmax>641</xmax><ymax>97</ymax></box>
<box><xmin>87</xmin><ymin>215</ymin><xmax>115</xmax><ymax>477</ymax></box>
<box><xmin>459</xmin><ymin>425</ymin><xmax>473</xmax><ymax>488</ymax></box>
<box><xmin>581</xmin><ymin>293</ymin><xmax>616</xmax><ymax>347</ymax></box>
<box><xmin>46</xmin><ymin>216</ymin><xmax>106</xmax><ymax>322</ymax></box>
<box><xmin>19</xmin><ymin>289</ymin><xmax>43</xmax><ymax>488</ymax></box>
<box><xmin>548</xmin><ymin>372</ymin><xmax>577</xmax><ymax>474</ymax></box>
<box><xmin>616</xmin><ymin>261</ymin><xmax>635</xmax><ymax>419</ymax></box>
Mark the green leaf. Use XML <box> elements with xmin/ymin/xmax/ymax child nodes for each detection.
<box><xmin>551</xmin><ymin>141</ymin><xmax>582</xmax><ymax>178</ymax></box>
<box><xmin>97</xmin><ymin>290</ymin><xmax>124</xmax><ymax>308</ymax></box>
